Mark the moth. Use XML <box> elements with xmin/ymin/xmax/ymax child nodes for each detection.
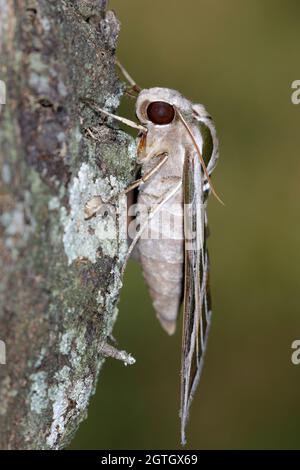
<box><xmin>88</xmin><ymin>62</ymin><xmax>221</xmax><ymax>445</ymax></box>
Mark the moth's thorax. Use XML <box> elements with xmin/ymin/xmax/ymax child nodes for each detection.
<box><xmin>137</xmin><ymin>123</ymin><xmax>185</xmax><ymax>163</ymax></box>
<box><xmin>137</xmin><ymin>121</ymin><xmax>202</xmax><ymax>181</ymax></box>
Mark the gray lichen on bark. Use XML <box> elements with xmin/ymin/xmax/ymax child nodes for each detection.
<box><xmin>0</xmin><ymin>0</ymin><xmax>136</xmax><ymax>449</ymax></box>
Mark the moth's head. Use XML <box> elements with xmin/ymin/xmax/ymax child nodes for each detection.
<box><xmin>136</xmin><ymin>88</ymin><xmax>192</xmax><ymax>128</ymax></box>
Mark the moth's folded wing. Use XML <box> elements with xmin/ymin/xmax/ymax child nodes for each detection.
<box><xmin>181</xmin><ymin>148</ymin><xmax>212</xmax><ymax>445</ymax></box>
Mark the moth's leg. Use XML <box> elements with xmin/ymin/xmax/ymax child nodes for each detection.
<box><xmin>122</xmin><ymin>152</ymin><xmax>169</xmax><ymax>264</ymax></box>
<box><xmin>115</xmin><ymin>58</ymin><xmax>141</xmax><ymax>93</ymax></box>
<box><xmin>122</xmin><ymin>180</ymin><xmax>182</xmax><ymax>276</ymax></box>
<box><xmin>124</xmin><ymin>152</ymin><xmax>169</xmax><ymax>194</ymax></box>
<box><xmin>100</xmin><ymin>342</ymin><xmax>135</xmax><ymax>366</ymax></box>
<box><xmin>124</xmin><ymin>88</ymin><xmax>139</xmax><ymax>99</ymax></box>
<box><xmin>82</xmin><ymin>97</ymin><xmax>146</xmax><ymax>132</ymax></box>
<box><xmin>94</xmin><ymin>106</ymin><xmax>147</xmax><ymax>132</ymax></box>
<box><xmin>84</xmin><ymin>153</ymin><xmax>169</xmax><ymax>220</ymax></box>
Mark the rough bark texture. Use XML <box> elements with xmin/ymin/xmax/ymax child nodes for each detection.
<box><xmin>0</xmin><ymin>0</ymin><xmax>136</xmax><ymax>449</ymax></box>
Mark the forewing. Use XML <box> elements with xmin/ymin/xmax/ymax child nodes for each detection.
<box><xmin>181</xmin><ymin>145</ymin><xmax>212</xmax><ymax>445</ymax></box>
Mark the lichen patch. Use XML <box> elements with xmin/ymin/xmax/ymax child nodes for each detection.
<box><xmin>62</xmin><ymin>162</ymin><xmax>127</xmax><ymax>265</ymax></box>
<box><xmin>46</xmin><ymin>366</ymin><xmax>93</xmax><ymax>449</ymax></box>
<box><xmin>29</xmin><ymin>372</ymin><xmax>49</xmax><ymax>415</ymax></box>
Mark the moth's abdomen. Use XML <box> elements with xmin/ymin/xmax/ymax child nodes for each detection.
<box><xmin>137</xmin><ymin>187</ymin><xmax>184</xmax><ymax>335</ymax></box>
<box><xmin>140</xmin><ymin>252</ymin><xmax>183</xmax><ymax>335</ymax></box>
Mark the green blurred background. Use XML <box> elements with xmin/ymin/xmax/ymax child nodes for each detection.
<box><xmin>70</xmin><ymin>0</ymin><xmax>300</xmax><ymax>449</ymax></box>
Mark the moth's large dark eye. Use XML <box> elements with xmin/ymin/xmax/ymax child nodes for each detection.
<box><xmin>146</xmin><ymin>101</ymin><xmax>175</xmax><ymax>125</ymax></box>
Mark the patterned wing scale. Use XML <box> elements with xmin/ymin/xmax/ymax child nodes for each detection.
<box><xmin>180</xmin><ymin>110</ymin><xmax>218</xmax><ymax>445</ymax></box>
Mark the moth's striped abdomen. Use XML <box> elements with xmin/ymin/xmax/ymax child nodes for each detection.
<box><xmin>137</xmin><ymin>181</ymin><xmax>184</xmax><ymax>335</ymax></box>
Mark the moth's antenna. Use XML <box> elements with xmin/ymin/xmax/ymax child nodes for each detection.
<box><xmin>175</xmin><ymin>107</ymin><xmax>224</xmax><ymax>206</ymax></box>
<box><xmin>115</xmin><ymin>58</ymin><xmax>141</xmax><ymax>94</ymax></box>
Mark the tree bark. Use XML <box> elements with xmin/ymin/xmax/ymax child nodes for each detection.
<box><xmin>0</xmin><ymin>0</ymin><xmax>135</xmax><ymax>449</ymax></box>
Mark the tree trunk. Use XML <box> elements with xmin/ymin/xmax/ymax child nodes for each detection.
<box><xmin>0</xmin><ymin>0</ymin><xmax>135</xmax><ymax>449</ymax></box>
